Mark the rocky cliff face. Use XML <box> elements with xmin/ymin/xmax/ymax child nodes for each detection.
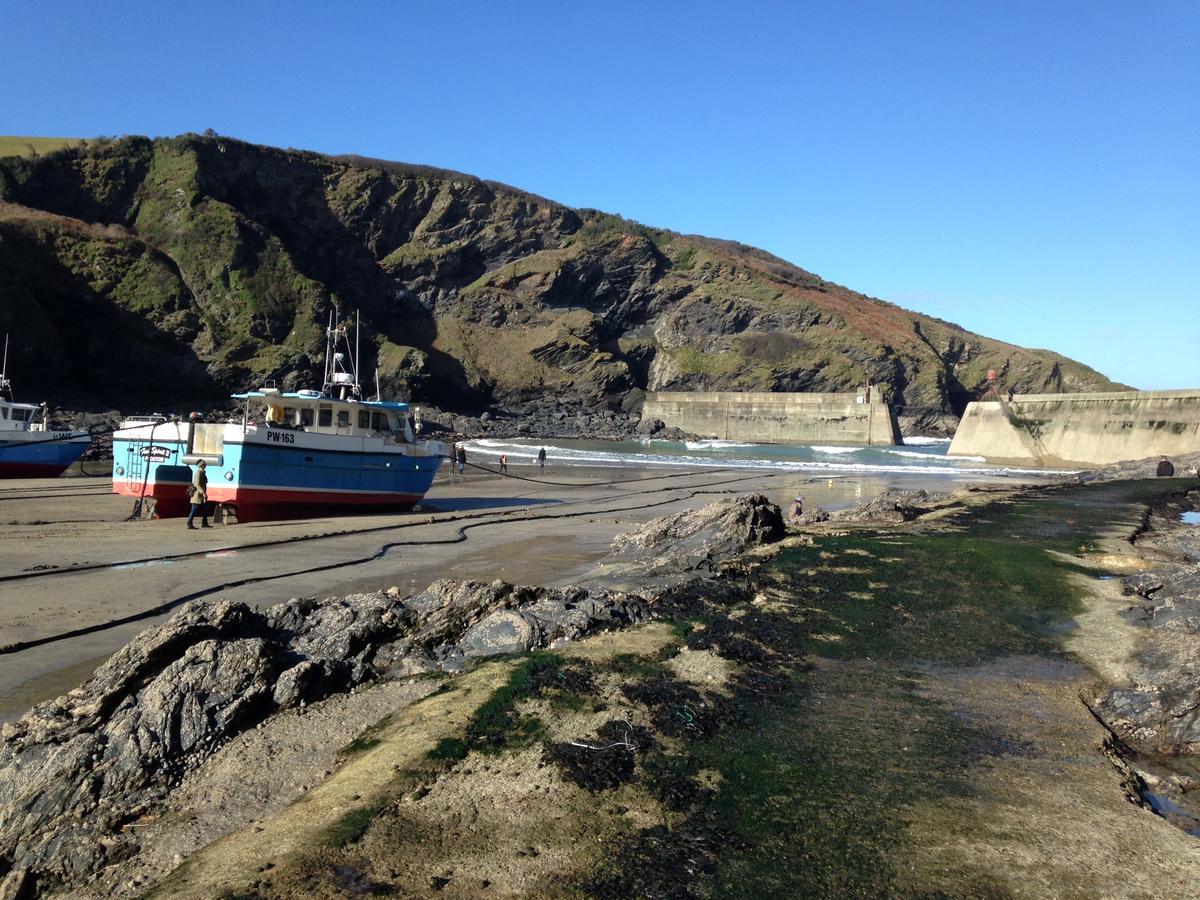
<box><xmin>0</xmin><ymin>135</ymin><xmax>1124</xmax><ymax>421</ymax></box>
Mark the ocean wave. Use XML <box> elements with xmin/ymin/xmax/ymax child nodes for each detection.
<box><xmin>460</xmin><ymin>439</ymin><xmax>1071</xmax><ymax>479</ymax></box>
<box><xmin>901</xmin><ymin>436</ymin><xmax>952</xmax><ymax>445</ymax></box>
<box><xmin>881</xmin><ymin>448</ymin><xmax>986</xmax><ymax>462</ymax></box>
<box><xmin>811</xmin><ymin>445</ymin><xmax>861</xmax><ymax>455</ymax></box>
<box><xmin>683</xmin><ymin>440</ymin><xmax>758</xmax><ymax>450</ymax></box>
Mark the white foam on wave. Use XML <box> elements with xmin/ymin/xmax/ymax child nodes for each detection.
<box><xmin>902</xmin><ymin>436</ymin><xmax>952</xmax><ymax>445</ymax></box>
<box><xmin>683</xmin><ymin>440</ymin><xmax>758</xmax><ymax>450</ymax></box>
<box><xmin>811</xmin><ymin>445</ymin><xmax>861</xmax><ymax>455</ymax></box>
<box><xmin>881</xmin><ymin>448</ymin><xmax>986</xmax><ymax>463</ymax></box>
<box><xmin>461</xmin><ymin>439</ymin><xmax>1071</xmax><ymax>479</ymax></box>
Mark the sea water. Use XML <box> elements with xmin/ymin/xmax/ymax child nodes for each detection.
<box><xmin>462</xmin><ymin>436</ymin><xmax>1072</xmax><ymax>481</ymax></box>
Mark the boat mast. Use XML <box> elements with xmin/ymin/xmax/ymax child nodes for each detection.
<box><xmin>0</xmin><ymin>334</ymin><xmax>11</xmax><ymax>402</ymax></box>
<box><xmin>320</xmin><ymin>307</ymin><xmax>362</xmax><ymax>401</ymax></box>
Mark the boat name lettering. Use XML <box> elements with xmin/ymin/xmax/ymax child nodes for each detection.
<box><xmin>266</xmin><ymin>430</ymin><xmax>296</xmax><ymax>444</ymax></box>
<box><xmin>135</xmin><ymin>445</ymin><xmax>173</xmax><ymax>461</ymax></box>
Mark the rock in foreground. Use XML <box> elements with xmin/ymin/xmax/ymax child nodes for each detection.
<box><xmin>0</xmin><ymin>494</ymin><xmax>782</xmax><ymax>893</ymax></box>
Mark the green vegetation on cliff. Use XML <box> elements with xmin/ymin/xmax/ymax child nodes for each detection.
<box><xmin>0</xmin><ymin>134</ymin><xmax>1125</xmax><ymax>413</ymax></box>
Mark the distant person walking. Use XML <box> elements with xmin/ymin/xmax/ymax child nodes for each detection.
<box><xmin>1156</xmin><ymin>456</ymin><xmax>1175</xmax><ymax>477</ymax></box>
<box><xmin>537</xmin><ymin>447</ymin><xmax>547</xmax><ymax>474</ymax></box>
<box><xmin>456</xmin><ymin>444</ymin><xmax>467</xmax><ymax>475</ymax></box>
<box><xmin>499</xmin><ymin>453</ymin><xmax>508</xmax><ymax>474</ymax></box>
<box><xmin>187</xmin><ymin>460</ymin><xmax>210</xmax><ymax>530</ymax></box>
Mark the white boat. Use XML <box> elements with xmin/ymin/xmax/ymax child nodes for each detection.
<box><xmin>112</xmin><ymin>313</ymin><xmax>445</xmax><ymax>521</ymax></box>
<box><xmin>0</xmin><ymin>336</ymin><xmax>90</xmax><ymax>477</ymax></box>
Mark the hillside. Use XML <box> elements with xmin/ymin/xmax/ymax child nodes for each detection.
<box><xmin>0</xmin><ymin>136</ymin><xmax>83</xmax><ymax>159</ymax></box>
<box><xmin>0</xmin><ymin>134</ymin><xmax>1125</xmax><ymax>424</ymax></box>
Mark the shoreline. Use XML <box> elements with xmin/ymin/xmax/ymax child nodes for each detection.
<box><xmin>0</xmin><ymin>462</ymin><xmax>1044</xmax><ymax>724</ymax></box>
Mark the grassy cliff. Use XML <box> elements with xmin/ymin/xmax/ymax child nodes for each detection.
<box><xmin>0</xmin><ymin>134</ymin><xmax>1125</xmax><ymax>416</ymax></box>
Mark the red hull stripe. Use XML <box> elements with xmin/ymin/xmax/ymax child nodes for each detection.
<box><xmin>218</xmin><ymin>487</ymin><xmax>422</xmax><ymax>507</ymax></box>
<box><xmin>112</xmin><ymin>482</ymin><xmax>421</xmax><ymax>507</ymax></box>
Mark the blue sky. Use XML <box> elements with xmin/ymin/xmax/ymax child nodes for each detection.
<box><xmin>4</xmin><ymin>1</ymin><xmax>1197</xmax><ymax>388</ymax></box>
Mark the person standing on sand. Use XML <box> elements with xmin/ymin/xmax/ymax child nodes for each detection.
<box><xmin>1156</xmin><ymin>456</ymin><xmax>1175</xmax><ymax>477</ymax></box>
<box><xmin>456</xmin><ymin>444</ymin><xmax>467</xmax><ymax>475</ymax></box>
<box><xmin>187</xmin><ymin>460</ymin><xmax>210</xmax><ymax>529</ymax></box>
<box><xmin>537</xmin><ymin>447</ymin><xmax>546</xmax><ymax>473</ymax></box>
<box><xmin>499</xmin><ymin>453</ymin><xmax>508</xmax><ymax>474</ymax></box>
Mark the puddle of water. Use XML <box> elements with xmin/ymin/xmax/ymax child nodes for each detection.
<box><xmin>1045</xmin><ymin>619</ymin><xmax>1080</xmax><ymax>636</ymax></box>
<box><xmin>1144</xmin><ymin>791</ymin><xmax>1200</xmax><ymax>837</ymax></box>
<box><xmin>1181</xmin><ymin>511</ymin><xmax>1200</xmax><ymax>525</ymax></box>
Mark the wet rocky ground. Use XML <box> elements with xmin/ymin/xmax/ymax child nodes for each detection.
<box><xmin>5</xmin><ymin>478</ymin><xmax>1200</xmax><ymax>897</ymax></box>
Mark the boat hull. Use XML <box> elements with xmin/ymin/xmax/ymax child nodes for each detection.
<box><xmin>0</xmin><ymin>436</ymin><xmax>90</xmax><ymax>478</ymax></box>
<box><xmin>112</xmin><ymin>423</ymin><xmax>442</xmax><ymax>522</ymax></box>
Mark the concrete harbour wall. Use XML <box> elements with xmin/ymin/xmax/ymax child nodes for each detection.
<box><xmin>641</xmin><ymin>391</ymin><xmax>900</xmax><ymax>445</ymax></box>
<box><xmin>948</xmin><ymin>390</ymin><xmax>1200</xmax><ymax>466</ymax></box>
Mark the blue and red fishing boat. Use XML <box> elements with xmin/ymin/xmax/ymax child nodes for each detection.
<box><xmin>111</xmin><ymin>314</ymin><xmax>445</xmax><ymax>521</ymax></box>
<box><xmin>0</xmin><ymin>337</ymin><xmax>91</xmax><ymax>477</ymax></box>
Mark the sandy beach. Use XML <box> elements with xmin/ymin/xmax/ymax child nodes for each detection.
<box><xmin>0</xmin><ymin>462</ymin><xmax>1021</xmax><ymax>723</ymax></box>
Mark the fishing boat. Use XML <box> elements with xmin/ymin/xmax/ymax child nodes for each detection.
<box><xmin>0</xmin><ymin>336</ymin><xmax>91</xmax><ymax>477</ymax></box>
<box><xmin>111</xmin><ymin>313</ymin><xmax>445</xmax><ymax>521</ymax></box>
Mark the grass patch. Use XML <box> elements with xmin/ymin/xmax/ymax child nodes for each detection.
<box><xmin>340</xmin><ymin>735</ymin><xmax>381</xmax><ymax>756</ymax></box>
<box><xmin>672</xmin><ymin>246</ymin><xmax>696</xmax><ymax>270</ymax></box>
<box><xmin>427</xmin><ymin>737</ymin><xmax>469</xmax><ymax>762</ymax></box>
<box><xmin>605</xmin><ymin>652</ymin><xmax>672</xmax><ymax>679</ymax></box>
<box><xmin>462</xmin><ymin>652</ymin><xmax>562</xmax><ymax>755</ymax></box>
<box><xmin>680</xmin><ymin>480</ymin><xmax>1175</xmax><ymax>895</ymax></box>
<box><xmin>325</xmin><ymin>802</ymin><xmax>384</xmax><ymax>848</ymax></box>
<box><xmin>0</xmin><ymin>136</ymin><xmax>83</xmax><ymax>158</ymax></box>
<box><xmin>701</xmin><ymin>665</ymin><xmax>977</xmax><ymax>897</ymax></box>
<box><xmin>669</xmin><ymin>618</ymin><xmax>701</xmax><ymax>640</ymax></box>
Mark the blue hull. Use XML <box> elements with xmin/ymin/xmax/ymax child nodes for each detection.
<box><xmin>113</xmin><ymin>434</ymin><xmax>443</xmax><ymax>521</ymax></box>
<box><xmin>0</xmin><ymin>438</ymin><xmax>89</xmax><ymax>477</ymax></box>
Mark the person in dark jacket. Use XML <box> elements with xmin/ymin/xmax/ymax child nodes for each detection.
<box><xmin>187</xmin><ymin>460</ymin><xmax>210</xmax><ymax>529</ymax></box>
<box><xmin>537</xmin><ymin>447</ymin><xmax>547</xmax><ymax>473</ymax></box>
<box><xmin>456</xmin><ymin>444</ymin><xmax>467</xmax><ymax>475</ymax></box>
<box><xmin>1156</xmin><ymin>456</ymin><xmax>1175</xmax><ymax>477</ymax></box>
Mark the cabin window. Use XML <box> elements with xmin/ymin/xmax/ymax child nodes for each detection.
<box><xmin>337</xmin><ymin>410</ymin><xmax>350</xmax><ymax>428</ymax></box>
<box><xmin>284</xmin><ymin>406</ymin><xmax>296</xmax><ymax>425</ymax></box>
<box><xmin>0</xmin><ymin>408</ymin><xmax>7</xmax><ymax>419</ymax></box>
<box><xmin>370</xmin><ymin>412</ymin><xmax>381</xmax><ymax>431</ymax></box>
<box><xmin>380</xmin><ymin>414</ymin><xmax>393</xmax><ymax>433</ymax></box>
<box><xmin>358</xmin><ymin>411</ymin><xmax>370</xmax><ymax>429</ymax></box>
<box><xmin>300</xmin><ymin>408</ymin><xmax>314</xmax><ymax>427</ymax></box>
<box><xmin>318</xmin><ymin>406</ymin><xmax>333</xmax><ymax>427</ymax></box>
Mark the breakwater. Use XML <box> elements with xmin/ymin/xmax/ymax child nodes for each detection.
<box><xmin>948</xmin><ymin>389</ymin><xmax>1200</xmax><ymax>466</ymax></box>
<box><xmin>641</xmin><ymin>391</ymin><xmax>901</xmax><ymax>445</ymax></box>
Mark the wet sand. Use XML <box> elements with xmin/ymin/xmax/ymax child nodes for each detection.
<box><xmin>0</xmin><ymin>464</ymin><xmax>1036</xmax><ymax>722</ymax></box>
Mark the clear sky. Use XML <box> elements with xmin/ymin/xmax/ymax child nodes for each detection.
<box><xmin>4</xmin><ymin>1</ymin><xmax>1197</xmax><ymax>388</ymax></box>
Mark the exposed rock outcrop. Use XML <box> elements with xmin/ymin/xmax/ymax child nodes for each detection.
<box><xmin>1090</xmin><ymin>491</ymin><xmax>1200</xmax><ymax>752</ymax></box>
<box><xmin>828</xmin><ymin>489</ymin><xmax>954</xmax><ymax>524</ymax></box>
<box><xmin>0</xmin><ymin>494</ymin><xmax>783</xmax><ymax>892</ymax></box>
<box><xmin>590</xmin><ymin>493</ymin><xmax>784</xmax><ymax>590</ymax></box>
<box><xmin>0</xmin><ymin>582</ymin><xmax>644</xmax><ymax>891</ymax></box>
